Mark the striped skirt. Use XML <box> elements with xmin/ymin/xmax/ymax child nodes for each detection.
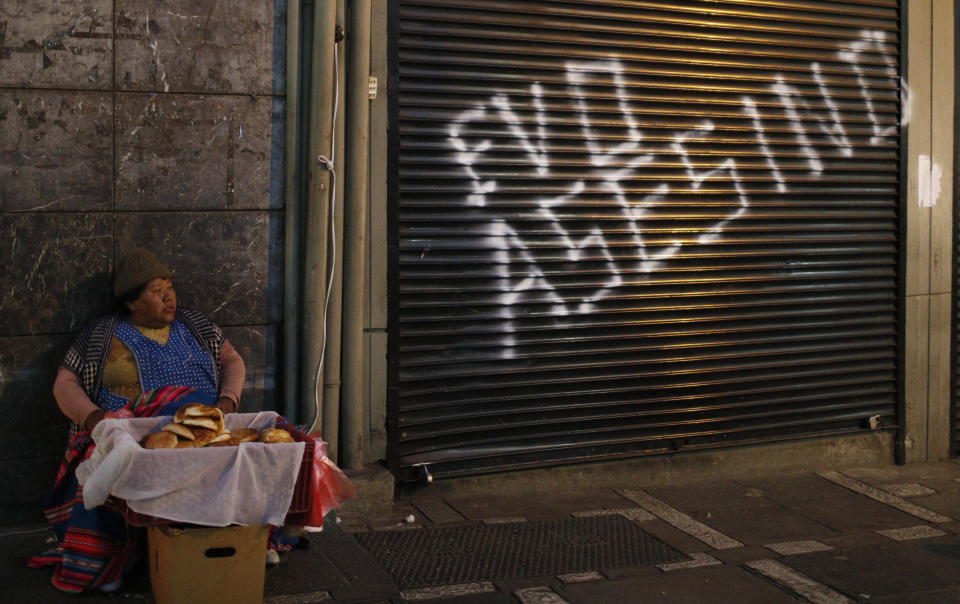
<box><xmin>27</xmin><ymin>386</ymin><xmax>204</xmax><ymax>593</ymax></box>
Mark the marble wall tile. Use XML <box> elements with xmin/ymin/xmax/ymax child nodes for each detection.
<box><xmin>115</xmin><ymin>93</ymin><xmax>274</xmax><ymax>210</ymax></box>
<box><xmin>223</xmin><ymin>324</ymin><xmax>280</xmax><ymax>414</ymax></box>
<box><xmin>114</xmin><ymin>0</ymin><xmax>273</xmax><ymax>95</ymax></box>
<box><xmin>0</xmin><ymin>213</ymin><xmax>113</xmax><ymax>336</ymax></box>
<box><xmin>0</xmin><ymin>90</ymin><xmax>112</xmax><ymax>212</ymax></box>
<box><xmin>0</xmin><ymin>335</ymin><xmax>73</xmax><ymax>460</ymax></box>
<box><xmin>1</xmin><ymin>0</ymin><xmax>291</xmax><ymax>523</ymax></box>
<box><xmin>0</xmin><ymin>0</ymin><xmax>112</xmax><ymax>89</ymax></box>
<box><xmin>0</xmin><ymin>333</ymin><xmax>72</xmax><ymax>522</ymax></box>
<box><xmin>114</xmin><ymin>210</ymin><xmax>283</xmax><ymax>326</ymax></box>
<box><xmin>0</xmin><ymin>457</ymin><xmax>60</xmax><ymax>524</ymax></box>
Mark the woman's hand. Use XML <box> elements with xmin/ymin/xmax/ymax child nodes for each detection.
<box><xmin>83</xmin><ymin>407</ymin><xmax>135</xmax><ymax>432</ymax></box>
<box><xmin>215</xmin><ymin>396</ymin><xmax>238</xmax><ymax>414</ymax></box>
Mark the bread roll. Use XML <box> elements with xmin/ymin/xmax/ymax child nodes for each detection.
<box><xmin>174</xmin><ymin>403</ymin><xmax>223</xmax><ymax>422</ymax></box>
<box><xmin>162</xmin><ymin>422</ymin><xmax>195</xmax><ymax>440</ymax></box>
<box><xmin>175</xmin><ymin>439</ymin><xmax>196</xmax><ymax>449</ymax></box>
<box><xmin>174</xmin><ymin>403</ymin><xmax>204</xmax><ymax>422</ymax></box>
<box><xmin>142</xmin><ymin>431</ymin><xmax>178</xmax><ymax>449</ymax></box>
<box><xmin>208</xmin><ymin>432</ymin><xmax>233</xmax><ymax>445</ymax></box>
<box><xmin>231</xmin><ymin>428</ymin><xmax>259</xmax><ymax>443</ymax></box>
<box><xmin>181</xmin><ymin>416</ymin><xmax>223</xmax><ymax>433</ymax></box>
<box><xmin>259</xmin><ymin>428</ymin><xmax>295</xmax><ymax>444</ymax></box>
<box><xmin>207</xmin><ymin>438</ymin><xmax>237</xmax><ymax>447</ymax></box>
<box><xmin>188</xmin><ymin>427</ymin><xmax>219</xmax><ymax>447</ymax></box>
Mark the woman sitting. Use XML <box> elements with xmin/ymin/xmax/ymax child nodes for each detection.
<box><xmin>28</xmin><ymin>248</ymin><xmax>245</xmax><ymax>594</ymax></box>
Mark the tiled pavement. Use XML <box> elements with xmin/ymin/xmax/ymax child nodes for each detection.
<box><xmin>4</xmin><ymin>460</ymin><xmax>960</xmax><ymax>603</ymax></box>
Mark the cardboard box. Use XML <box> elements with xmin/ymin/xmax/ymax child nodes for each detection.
<box><xmin>148</xmin><ymin>524</ymin><xmax>269</xmax><ymax>604</ymax></box>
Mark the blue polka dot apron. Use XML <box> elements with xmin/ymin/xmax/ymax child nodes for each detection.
<box><xmin>97</xmin><ymin>320</ymin><xmax>218</xmax><ymax>411</ymax></box>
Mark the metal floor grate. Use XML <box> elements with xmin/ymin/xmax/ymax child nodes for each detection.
<box><xmin>354</xmin><ymin>515</ymin><xmax>688</xmax><ymax>588</ymax></box>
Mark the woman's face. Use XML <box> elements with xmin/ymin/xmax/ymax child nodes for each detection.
<box><xmin>127</xmin><ymin>278</ymin><xmax>177</xmax><ymax>328</ymax></box>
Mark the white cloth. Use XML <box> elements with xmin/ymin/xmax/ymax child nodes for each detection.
<box><xmin>76</xmin><ymin>411</ymin><xmax>305</xmax><ymax>527</ymax></box>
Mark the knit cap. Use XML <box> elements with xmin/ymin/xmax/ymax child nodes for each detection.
<box><xmin>114</xmin><ymin>248</ymin><xmax>173</xmax><ymax>297</ymax></box>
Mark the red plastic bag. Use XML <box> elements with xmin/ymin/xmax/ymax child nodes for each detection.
<box><xmin>287</xmin><ymin>434</ymin><xmax>357</xmax><ymax>527</ymax></box>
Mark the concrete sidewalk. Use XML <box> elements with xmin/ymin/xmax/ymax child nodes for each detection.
<box><xmin>4</xmin><ymin>460</ymin><xmax>960</xmax><ymax>603</ymax></box>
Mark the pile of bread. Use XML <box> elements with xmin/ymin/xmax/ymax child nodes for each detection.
<box><xmin>140</xmin><ymin>403</ymin><xmax>295</xmax><ymax>449</ymax></box>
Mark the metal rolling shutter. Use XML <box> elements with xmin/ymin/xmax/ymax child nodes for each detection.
<box><xmin>390</xmin><ymin>0</ymin><xmax>902</xmax><ymax>480</ymax></box>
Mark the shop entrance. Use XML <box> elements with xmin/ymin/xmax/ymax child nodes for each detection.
<box><xmin>388</xmin><ymin>0</ymin><xmax>904</xmax><ymax>481</ymax></box>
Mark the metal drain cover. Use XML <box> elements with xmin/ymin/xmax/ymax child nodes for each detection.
<box><xmin>354</xmin><ymin>515</ymin><xmax>687</xmax><ymax>588</ymax></box>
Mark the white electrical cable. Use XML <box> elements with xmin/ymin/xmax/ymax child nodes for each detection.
<box><xmin>310</xmin><ymin>38</ymin><xmax>340</xmax><ymax>434</ymax></box>
<box><xmin>0</xmin><ymin>526</ymin><xmax>53</xmax><ymax>539</ymax></box>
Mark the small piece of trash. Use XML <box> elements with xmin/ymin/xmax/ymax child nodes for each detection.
<box><xmin>405</xmin><ymin>514</ymin><xmax>416</xmax><ymax>524</ymax></box>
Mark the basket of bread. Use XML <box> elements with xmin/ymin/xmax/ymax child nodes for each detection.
<box><xmin>78</xmin><ymin>409</ymin><xmax>312</xmax><ymax>527</ymax></box>
<box><xmin>140</xmin><ymin>403</ymin><xmax>295</xmax><ymax>449</ymax></box>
